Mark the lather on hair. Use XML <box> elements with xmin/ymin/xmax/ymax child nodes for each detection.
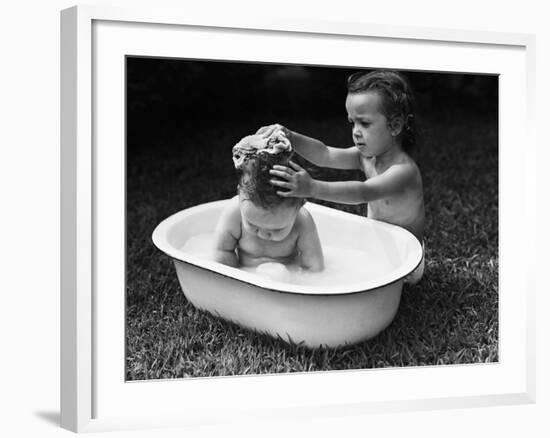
<box><xmin>232</xmin><ymin>128</ymin><xmax>292</xmax><ymax>170</ymax></box>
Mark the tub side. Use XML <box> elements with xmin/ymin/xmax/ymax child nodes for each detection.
<box><xmin>153</xmin><ymin>199</ymin><xmax>423</xmax><ymax>295</ymax></box>
<box><xmin>173</xmin><ymin>259</ymin><xmax>403</xmax><ymax>348</ymax></box>
<box><xmin>306</xmin><ymin>202</ymin><xmax>423</xmax><ymax>285</ymax></box>
<box><xmin>308</xmin><ymin>205</ymin><xmax>404</xmax><ymax>268</ymax></box>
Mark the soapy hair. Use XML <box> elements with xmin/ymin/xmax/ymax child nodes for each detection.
<box><xmin>347</xmin><ymin>70</ymin><xmax>417</xmax><ymax>151</ymax></box>
<box><xmin>233</xmin><ymin>130</ymin><xmax>303</xmax><ymax>210</ymax></box>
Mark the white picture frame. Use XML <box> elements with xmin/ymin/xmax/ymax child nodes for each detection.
<box><xmin>60</xmin><ymin>4</ymin><xmax>536</xmax><ymax>433</ymax></box>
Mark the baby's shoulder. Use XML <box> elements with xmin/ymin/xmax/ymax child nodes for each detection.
<box><xmin>216</xmin><ymin>196</ymin><xmax>242</xmax><ymax>236</ymax></box>
<box><xmin>222</xmin><ymin>195</ymin><xmax>242</xmax><ymax>216</ymax></box>
<box><xmin>297</xmin><ymin>205</ymin><xmax>313</xmax><ymax>219</ymax></box>
<box><xmin>295</xmin><ymin>206</ymin><xmax>316</xmax><ymax>232</ymax></box>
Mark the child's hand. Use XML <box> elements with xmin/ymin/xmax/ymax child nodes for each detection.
<box><xmin>256</xmin><ymin>123</ymin><xmax>291</xmax><ymax>140</ymax></box>
<box><xmin>270</xmin><ymin>161</ymin><xmax>315</xmax><ymax>198</ymax></box>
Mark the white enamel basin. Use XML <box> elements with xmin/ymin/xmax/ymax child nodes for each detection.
<box><xmin>152</xmin><ymin>199</ymin><xmax>422</xmax><ymax>348</ymax></box>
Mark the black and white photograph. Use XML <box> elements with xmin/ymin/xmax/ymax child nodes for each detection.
<box><xmin>126</xmin><ymin>57</ymin><xmax>498</xmax><ymax>380</ymax></box>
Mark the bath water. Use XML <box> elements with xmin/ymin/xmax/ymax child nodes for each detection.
<box><xmin>181</xmin><ymin>232</ymin><xmax>396</xmax><ymax>287</ymax></box>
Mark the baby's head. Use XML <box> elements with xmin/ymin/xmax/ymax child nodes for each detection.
<box><xmin>233</xmin><ymin>129</ymin><xmax>304</xmax><ymax>241</ymax></box>
<box><xmin>347</xmin><ymin>70</ymin><xmax>416</xmax><ymax>151</ymax></box>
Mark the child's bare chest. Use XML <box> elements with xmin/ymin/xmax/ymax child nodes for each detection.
<box><xmin>360</xmin><ymin>156</ymin><xmax>416</xmax><ymax>217</ymax></box>
<box><xmin>238</xmin><ymin>230</ymin><xmax>298</xmax><ymax>260</ymax></box>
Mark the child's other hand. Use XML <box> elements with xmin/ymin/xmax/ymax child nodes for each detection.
<box><xmin>256</xmin><ymin>123</ymin><xmax>290</xmax><ymax>139</ymax></box>
<box><xmin>270</xmin><ymin>161</ymin><xmax>314</xmax><ymax>198</ymax></box>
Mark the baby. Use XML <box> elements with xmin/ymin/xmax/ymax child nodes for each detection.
<box><xmin>259</xmin><ymin>70</ymin><xmax>425</xmax><ymax>283</ymax></box>
<box><xmin>212</xmin><ymin>128</ymin><xmax>324</xmax><ymax>275</ymax></box>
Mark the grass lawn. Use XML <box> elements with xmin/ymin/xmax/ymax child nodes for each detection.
<box><xmin>126</xmin><ymin>112</ymin><xmax>498</xmax><ymax>380</ymax></box>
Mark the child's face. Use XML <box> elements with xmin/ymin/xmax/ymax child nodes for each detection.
<box><xmin>345</xmin><ymin>91</ymin><xmax>396</xmax><ymax>158</ymax></box>
<box><xmin>240</xmin><ymin>199</ymin><xmax>299</xmax><ymax>241</ymax></box>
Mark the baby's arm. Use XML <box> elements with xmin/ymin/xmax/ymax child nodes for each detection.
<box><xmin>295</xmin><ymin>208</ymin><xmax>324</xmax><ymax>272</ymax></box>
<box><xmin>257</xmin><ymin>124</ymin><xmax>361</xmax><ymax>170</ymax></box>
<box><xmin>212</xmin><ymin>197</ymin><xmax>241</xmax><ymax>267</ymax></box>
<box><xmin>272</xmin><ymin>161</ymin><xmax>415</xmax><ymax>204</ymax></box>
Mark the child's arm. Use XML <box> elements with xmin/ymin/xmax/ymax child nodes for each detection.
<box><xmin>290</xmin><ymin>131</ymin><xmax>361</xmax><ymax>170</ymax></box>
<box><xmin>295</xmin><ymin>209</ymin><xmax>324</xmax><ymax>272</ymax></box>
<box><xmin>271</xmin><ymin>161</ymin><xmax>415</xmax><ymax>204</ymax></box>
<box><xmin>257</xmin><ymin>124</ymin><xmax>361</xmax><ymax>170</ymax></box>
<box><xmin>212</xmin><ymin>198</ymin><xmax>241</xmax><ymax>267</ymax></box>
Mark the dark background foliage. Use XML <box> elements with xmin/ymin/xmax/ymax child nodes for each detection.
<box><xmin>127</xmin><ymin>58</ymin><xmax>497</xmax><ymax>149</ymax></box>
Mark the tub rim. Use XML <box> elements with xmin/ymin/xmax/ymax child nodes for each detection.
<box><xmin>152</xmin><ymin>199</ymin><xmax>423</xmax><ymax>296</ymax></box>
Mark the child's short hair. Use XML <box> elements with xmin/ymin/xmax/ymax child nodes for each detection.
<box><xmin>347</xmin><ymin>70</ymin><xmax>416</xmax><ymax>151</ymax></box>
<box><xmin>233</xmin><ymin>132</ymin><xmax>304</xmax><ymax>211</ymax></box>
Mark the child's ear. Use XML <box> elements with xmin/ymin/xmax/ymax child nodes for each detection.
<box><xmin>389</xmin><ymin>116</ymin><xmax>405</xmax><ymax>137</ymax></box>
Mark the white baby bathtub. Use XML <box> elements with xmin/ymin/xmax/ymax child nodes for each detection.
<box><xmin>152</xmin><ymin>199</ymin><xmax>423</xmax><ymax>348</ymax></box>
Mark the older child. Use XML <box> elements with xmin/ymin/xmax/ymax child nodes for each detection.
<box><xmin>212</xmin><ymin>128</ymin><xmax>324</xmax><ymax>275</ymax></box>
<box><xmin>260</xmin><ymin>70</ymin><xmax>425</xmax><ymax>283</ymax></box>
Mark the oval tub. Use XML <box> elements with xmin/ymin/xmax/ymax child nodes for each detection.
<box><xmin>152</xmin><ymin>199</ymin><xmax>422</xmax><ymax>349</ymax></box>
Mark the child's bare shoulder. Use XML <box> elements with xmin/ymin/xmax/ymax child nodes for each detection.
<box><xmin>391</xmin><ymin>154</ymin><xmax>421</xmax><ymax>182</ymax></box>
<box><xmin>295</xmin><ymin>206</ymin><xmax>316</xmax><ymax>233</ymax></box>
<box><xmin>216</xmin><ymin>196</ymin><xmax>242</xmax><ymax>237</ymax></box>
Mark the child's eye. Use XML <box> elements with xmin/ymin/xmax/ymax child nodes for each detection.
<box><xmin>348</xmin><ymin>119</ymin><xmax>370</xmax><ymax>127</ymax></box>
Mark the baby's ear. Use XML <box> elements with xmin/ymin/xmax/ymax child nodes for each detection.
<box><xmin>389</xmin><ymin>116</ymin><xmax>405</xmax><ymax>137</ymax></box>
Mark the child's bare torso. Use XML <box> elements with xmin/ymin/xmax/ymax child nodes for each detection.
<box><xmin>237</xmin><ymin>226</ymin><xmax>300</xmax><ymax>267</ymax></box>
<box><xmin>360</xmin><ymin>155</ymin><xmax>425</xmax><ymax>242</ymax></box>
